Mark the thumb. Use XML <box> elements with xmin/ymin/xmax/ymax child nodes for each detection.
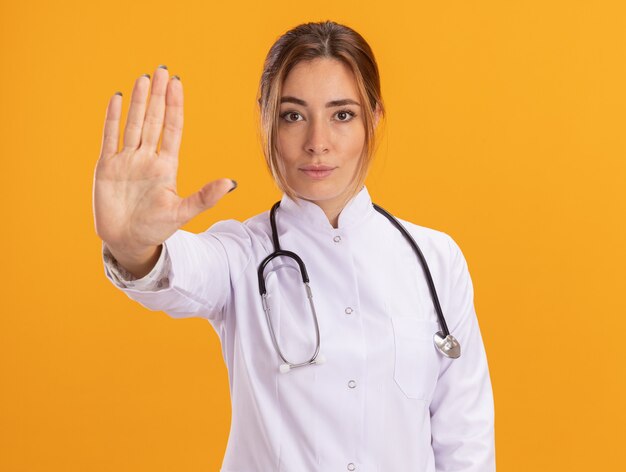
<box><xmin>178</xmin><ymin>178</ymin><xmax>237</xmax><ymax>224</ymax></box>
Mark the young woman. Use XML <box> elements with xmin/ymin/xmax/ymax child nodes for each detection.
<box><xmin>93</xmin><ymin>20</ymin><xmax>495</xmax><ymax>472</ymax></box>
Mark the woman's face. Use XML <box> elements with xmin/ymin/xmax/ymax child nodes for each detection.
<box><xmin>276</xmin><ymin>58</ymin><xmax>370</xmax><ymax>211</ymax></box>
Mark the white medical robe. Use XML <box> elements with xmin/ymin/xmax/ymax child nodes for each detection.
<box><xmin>102</xmin><ymin>185</ymin><xmax>495</xmax><ymax>472</ymax></box>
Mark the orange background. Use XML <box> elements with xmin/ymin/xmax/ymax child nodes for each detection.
<box><xmin>1</xmin><ymin>0</ymin><xmax>625</xmax><ymax>470</ymax></box>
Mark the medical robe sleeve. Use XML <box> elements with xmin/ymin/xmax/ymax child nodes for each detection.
<box><xmin>103</xmin><ymin>240</ymin><xmax>171</xmax><ymax>292</ymax></box>
<box><xmin>429</xmin><ymin>235</ymin><xmax>496</xmax><ymax>471</ymax></box>
<box><xmin>101</xmin><ymin>220</ymin><xmax>253</xmax><ymax>321</ymax></box>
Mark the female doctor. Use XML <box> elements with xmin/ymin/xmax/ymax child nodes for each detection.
<box><xmin>93</xmin><ymin>20</ymin><xmax>495</xmax><ymax>472</ymax></box>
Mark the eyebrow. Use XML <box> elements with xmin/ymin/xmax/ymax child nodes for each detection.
<box><xmin>280</xmin><ymin>96</ymin><xmax>361</xmax><ymax>107</ymax></box>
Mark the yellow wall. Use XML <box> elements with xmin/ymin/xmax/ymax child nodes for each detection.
<box><xmin>1</xmin><ymin>0</ymin><xmax>624</xmax><ymax>470</ymax></box>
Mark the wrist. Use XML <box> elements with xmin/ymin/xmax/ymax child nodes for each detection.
<box><xmin>104</xmin><ymin>243</ymin><xmax>162</xmax><ymax>279</ymax></box>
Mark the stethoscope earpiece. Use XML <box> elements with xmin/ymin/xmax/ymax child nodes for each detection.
<box><xmin>279</xmin><ymin>353</ymin><xmax>326</xmax><ymax>374</ymax></box>
<box><xmin>314</xmin><ymin>353</ymin><xmax>326</xmax><ymax>365</ymax></box>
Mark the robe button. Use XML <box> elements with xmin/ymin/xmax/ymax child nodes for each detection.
<box><xmin>333</xmin><ymin>235</ymin><xmax>342</xmax><ymax>243</ymax></box>
<box><xmin>347</xmin><ymin>463</ymin><xmax>356</xmax><ymax>471</ymax></box>
<box><xmin>345</xmin><ymin>307</ymin><xmax>353</xmax><ymax>315</ymax></box>
<box><xmin>348</xmin><ymin>380</ymin><xmax>357</xmax><ymax>389</ymax></box>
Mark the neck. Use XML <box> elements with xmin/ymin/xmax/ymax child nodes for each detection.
<box><xmin>305</xmin><ymin>188</ymin><xmax>357</xmax><ymax>229</ymax></box>
<box><xmin>323</xmin><ymin>206</ymin><xmax>342</xmax><ymax>229</ymax></box>
<box><xmin>300</xmin><ymin>199</ymin><xmax>341</xmax><ymax>228</ymax></box>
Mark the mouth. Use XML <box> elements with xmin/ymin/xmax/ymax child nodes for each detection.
<box><xmin>299</xmin><ymin>165</ymin><xmax>336</xmax><ymax>179</ymax></box>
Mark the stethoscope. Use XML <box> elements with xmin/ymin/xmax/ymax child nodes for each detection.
<box><xmin>257</xmin><ymin>200</ymin><xmax>461</xmax><ymax>373</ymax></box>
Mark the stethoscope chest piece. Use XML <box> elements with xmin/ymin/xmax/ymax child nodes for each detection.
<box><xmin>259</xmin><ymin>200</ymin><xmax>463</xmax><ymax>374</ymax></box>
<box><xmin>434</xmin><ymin>332</ymin><xmax>461</xmax><ymax>359</ymax></box>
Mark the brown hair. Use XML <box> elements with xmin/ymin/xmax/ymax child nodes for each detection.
<box><xmin>257</xmin><ymin>20</ymin><xmax>386</xmax><ymax>207</ymax></box>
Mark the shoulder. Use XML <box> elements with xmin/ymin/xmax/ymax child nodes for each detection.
<box><xmin>393</xmin><ymin>216</ymin><xmax>451</xmax><ymax>244</ymax></box>
<box><xmin>381</xmin><ymin>214</ymin><xmax>458</xmax><ymax>261</ymax></box>
<box><xmin>376</xmin><ymin>212</ymin><xmax>471</xmax><ymax>283</ymax></box>
<box><xmin>198</xmin><ymin>208</ymin><xmax>273</xmax><ymax>253</ymax></box>
<box><xmin>386</xmin><ymin>217</ymin><xmax>476</xmax><ymax>330</ymax></box>
<box><xmin>243</xmin><ymin>209</ymin><xmax>272</xmax><ymax>234</ymax></box>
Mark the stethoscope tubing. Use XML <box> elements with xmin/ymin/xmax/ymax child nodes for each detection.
<box><xmin>257</xmin><ymin>200</ymin><xmax>460</xmax><ymax>372</ymax></box>
<box><xmin>372</xmin><ymin>204</ymin><xmax>451</xmax><ymax>338</ymax></box>
<box><xmin>258</xmin><ymin>247</ymin><xmax>322</xmax><ymax>369</ymax></box>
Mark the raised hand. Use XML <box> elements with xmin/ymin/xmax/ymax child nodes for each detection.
<box><xmin>92</xmin><ymin>65</ymin><xmax>236</xmax><ymax>272</ymax></box>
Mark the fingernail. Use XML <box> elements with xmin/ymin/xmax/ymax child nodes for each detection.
<box><xmin>141</xmin><ymin>73</ymin><xmax>150</xmax><ymax>79</ymax></box>
<box><xmin>228</xmin><ymin>179</ymin><xmax>238</xmax><ymax>193</ymax></box>
<box><xmin>114</xmin><ymin>91</ymin><xmax>123</xmax><ymax>96</ymax></box>
<box><xmin>158</xmin><ymin>64</ymin><xmax>168</xmax><ymax>70</ymax></box>
<box><xmin>172</xmin><ymin>75</ymin><xmax>181</xmax><ymax>81</ymax></box>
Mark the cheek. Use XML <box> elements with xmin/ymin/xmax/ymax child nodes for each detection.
<box><xmin>275</xmin><ymin>139</ymin><xmax>297</xmax><ymax>175</ymax></box>
<box><xmin>341</xmin><ymin>127</ymin><xmax>366</xmax><ymax>157</ymax></box>
<box><xmin>335</xmin><ymin>120</ymin><xmax>365</xmax><ymax>144</ymax></box>
<box><xmin>276</xmin><ymin>129</ymin><xmax>299</xmax><ymax>157</ymax></box>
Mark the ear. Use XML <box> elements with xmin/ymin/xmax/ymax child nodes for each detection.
<box><xmin>373</xmin><ymin>103</ymin><xmax>381</xmax><ymax>128</ymax></box>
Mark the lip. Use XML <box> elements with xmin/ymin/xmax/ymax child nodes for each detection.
<box><xmin>299</xmin><ymin>166</ymin><xmax>336</xmax><ymax>179</ymax></box>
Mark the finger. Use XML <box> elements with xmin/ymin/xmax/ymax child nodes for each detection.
<box><xmin>122</xmin><ymin>73</ymin><xmax>151</xmax><ymax>151</ymax></box>
<box><xmin>178</xmin><ymin>178</ymin><xmax>237</xmax><ymax>224</ymax></box>
<box><xmin>100</xmin><ymin>92</ymin><xmax>122</xmax><ymax>159</ymax></box>
<box><xmin>159</xmin><ymin>76</ymin><xmax>183</xmax><ymax>160</ymax></box>
<box><xmin>140</xmin><ymin>65</ymin><xmax>169</xmax><ymax>153</ymax></box>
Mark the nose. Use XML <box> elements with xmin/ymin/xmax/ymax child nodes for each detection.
<box><xmin>304</xmin><ymin>117</ymin><xmax>330</xmax><ymax>155</ymax></box>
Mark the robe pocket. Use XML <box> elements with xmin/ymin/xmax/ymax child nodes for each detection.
<box><xmin>390</xmin><ymin>316</ymin><xmax>441</xmax><ymax>401</ymax></box>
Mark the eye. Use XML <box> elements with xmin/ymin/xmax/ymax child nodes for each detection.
<box><xmin>279</xmin><ymin>111</ymin><xmax>303</xmax><ymax>123</ymax></box>
<box><xmin>334</xmin><ymin>109</ymin><xmax>356</xmax><ymax>122</ymax></box>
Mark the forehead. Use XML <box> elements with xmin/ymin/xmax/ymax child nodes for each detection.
<box><xmin>281</xmin><ymin>58</ymin><xmax>359</xmax><ymax>102</ymax></box>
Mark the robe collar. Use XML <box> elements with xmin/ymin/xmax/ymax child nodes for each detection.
<box><xmin>277</xmin><ymin>185</ymin><xmax>374</xmax><ymax>232</ymax></box>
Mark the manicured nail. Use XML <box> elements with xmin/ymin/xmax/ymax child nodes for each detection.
<box><xmin>228</xmin><ymin>179</ymin><xmax>238</xmax><ymax>193</ymax></box>
<box><xmin>141</xmin><ymin>73</ymin><xmax>150</xmax><ymax>79</ymax></box>
<box><xmin>172</xmin><ymin>75</ymin><xmax>181</xmax><ymax>81</ymax></box>
<box><xmin>158</xmin><ymin>64</ymin><xmax>168</xmax><ymax>70</ymax></box>
<box><xmin>114</xmin><ymin>91</ymin><xmax>122</xmax><ymax>96</ymax></box>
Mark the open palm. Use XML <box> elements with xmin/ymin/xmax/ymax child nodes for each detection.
<box><xmin>93</xmin><ymin>65</ymin><xmax>235</xmax><ymax>257</ymax></box>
